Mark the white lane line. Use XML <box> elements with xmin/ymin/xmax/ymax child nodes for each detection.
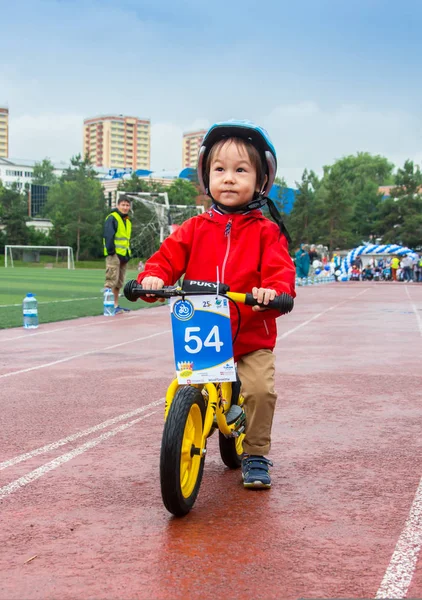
<box><xmin>0</xmin><ymin>410</ymin><xmax>159</xmax><ymax>500</ymax></box>
<box><xmin>0</xmin><ymin>329</ymin><xmax>171</xmax><ymax>379</ymax></box>
<box><xmin>376</xmin><ymin>476</ymin><xmax>422</xmax><ymax>599</ymax></box>
<box><xmin>0</xmin><ymin>307</ymin><xmax>166</xmax><ymax>342</ymax></box>
<box><xmin>405</xmin><ymin>286</ymin><xmax>422</xmax><ymax>336</ymax></box>
<box><xmin>1</xmin><ymin>296</ymin><xmax>101</xmax><ymax>308</ymax></box>
<box><xmin>0</xmin><ymin>398</ymin><xmax>164</xmax><ymax>471</ymax></box>
<box><xmin>276</xmin><ymin>288</ymin><xmax>370</xmax><ymax>341</ymax></box>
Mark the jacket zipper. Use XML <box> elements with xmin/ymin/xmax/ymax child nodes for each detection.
<box><xmin>221</xmin><ymin>219</ymin><xmax>232</xmax><ymax>282</ymax></box>
<box><xmin>263</xmin><ymin>319</ymin><xmax>270</xmax><ymax>336</ymax></box>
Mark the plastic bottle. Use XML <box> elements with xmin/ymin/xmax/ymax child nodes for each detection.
<box><xmin>23</xmin><ymin>293</ymin><xmax>39</xmax><ymax>329</ymax></box>
<box><xmin>103</xmin><ymin>288</ymin><xmax>115</xmax><ymax>316</ymax></box>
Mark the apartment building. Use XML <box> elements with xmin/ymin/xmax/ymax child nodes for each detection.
<box><xmin>182</xmin><ymin>129</ymin><xmax>206</xmax><ymax>168</ymax></box>
<box><xmin>83</xmin><ymin>114</ymin><xmax>150</xmax><ymax>170</ymax></box>
<box><xmin>0</xmin><ymin>108</ymin><xmax>9</xmax><ymax>158</ymax></box>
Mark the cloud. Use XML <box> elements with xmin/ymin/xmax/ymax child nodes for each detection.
<box><xmin>150</xmin><ymin>118</ymin><xmax>209</xmax><ymax>172</ymax></box>
<box><xmin>260</xmin><ymin>102</ymin><xmax>422</xmax><ymax>185</ymax></box>
<box><xmin>9</xmin><ymin>114</ymin><xmax>188</xmax><ymax>170</ymax></box>
<box><xmin>7</xmin><ymin>103</ymin><xmax>422</xmax><ymax>188</ymax></box>
<box><xmin>8</xmin><ymin>113</ymin><xmax>83</xmax><ymax>161</ymax></box>
<box><xmin>150</xmin><ymin>122</ymin><xmax>183</xmax><ymax>172</ymax></box>
<box><xmin>8</xmin><ymin>113</ymin><xmax>210</xmax><ymax>172</ymax></box>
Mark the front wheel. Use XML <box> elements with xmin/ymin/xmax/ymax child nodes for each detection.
<box><xmin>160</xmin><ymin>386</ymin><xmax>206</xmax><ymax>516</ymax></box>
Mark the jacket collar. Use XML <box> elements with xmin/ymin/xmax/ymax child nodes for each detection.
<box><xmin>200</xmin><ymin>205</ymin><xmax>265</xmax><ymax>225</ymax></box>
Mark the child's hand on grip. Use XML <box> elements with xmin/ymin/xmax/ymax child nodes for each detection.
<box><xmin>140</xmin><ymin>276</ymin><xmax>166</xmax><ymax>301</ymax></box>
<box><xmin>251</xmin><ymin>286</ymin><xmax>276</xmax><ymax>311</ymax></box>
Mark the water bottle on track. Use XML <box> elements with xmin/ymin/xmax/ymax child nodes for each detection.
<box><xmin>103</xmin><ymin>288</ymin><xmax>115</xmax><ymax>316</ymax></box>
<box><xmin>23</xmin><ymin>293</ymin><xmax>39</xmax><ymax>329</ymax></box>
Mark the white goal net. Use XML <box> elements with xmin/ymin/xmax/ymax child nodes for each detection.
<box><xmin>121</xmin><ymin>192</ymin><xmax>205</xmax><ymax>260</ymax></box>
<box><xmin>5</xmin><ymin>245</ymin><xmax>75</xmax><ymax>269</ymax></box>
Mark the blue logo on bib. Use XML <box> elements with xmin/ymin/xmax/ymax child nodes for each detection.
<box><xmin>173</xmin><ymin>299</ymin><xmax>194</xmax><ymax>321</ymax></box>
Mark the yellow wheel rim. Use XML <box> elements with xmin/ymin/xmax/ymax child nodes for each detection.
<box><xmin>235</xmin><ymin>397</ymin><xmax>245</xmax><ymax>456</ymax></box>
<box><xmin>235</xmin><ymin>432</ymin><xmax>245</xmax><ymax>456</ymax></box>
<box><xmin>180</xmin><ymin>403</ymin><xmax>203</xmax><ymax>498</ymax></box>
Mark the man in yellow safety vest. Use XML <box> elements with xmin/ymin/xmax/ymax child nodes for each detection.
<box><xmin>390</xmin><ymin>256</ymin><xmax>400</xmax><ymax>281</ymax></box>
<box><xmin>103</xmin><ymin>195</ymin><xmax>132</xmax><ymax>314</ymax></box>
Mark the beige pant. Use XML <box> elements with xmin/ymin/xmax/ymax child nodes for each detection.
<box><xmin>105</xmin><ymin>254</ymin><xmax>127</xmax><ymax>290</ymax></box>
<box><xmin>237</xmin><ymin>348</ymin><xmax>277</xmax><ymax>456</ymax></box>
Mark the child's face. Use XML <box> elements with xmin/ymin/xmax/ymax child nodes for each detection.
<box><xmin>208</xmin><ymin>140</ymin><xmax>259</xmax><ymax>209</ymax></box>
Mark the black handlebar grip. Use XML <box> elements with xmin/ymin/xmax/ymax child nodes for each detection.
<box><xmin>123</xmin><ymin>279</ymin><xmax>141</xmax><ymax>302</ymax></box>
<box><xmin>124</xmin><ymin>280</ymin><xmax>169</xmax><ymax>301</ymax></box>
<box><xmin>244</xmin><ymin>292</ymin><xmax>294</xmax><ymax>314</ymax></box>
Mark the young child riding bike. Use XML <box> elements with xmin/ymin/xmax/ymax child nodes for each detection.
<box><xmin>138</xmin><ymin>120</ymin><xmax>296</xmax><ymax>488</ymax></box>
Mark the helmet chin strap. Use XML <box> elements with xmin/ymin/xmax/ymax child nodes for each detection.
<box><xmin>211</xmin><ymin>193</ymin><xmax>267</xmax><ymax>214</ymax></box>
<box><xmin>210</xmin><ymin>191</ymin><xmax>292</xmax><ymax>244</ymax></box>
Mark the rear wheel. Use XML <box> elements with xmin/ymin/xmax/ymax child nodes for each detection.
<box><xmin>160</xmin><ymin>386</ymin><xmax>206</xmax><ymax>516</ymax></box>
<box><xmin>219</xmin><ymin>379</ymin><xmax>245</xmax><ymax>469</ymax></box>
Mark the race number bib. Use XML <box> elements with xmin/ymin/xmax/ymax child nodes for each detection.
<box><xmin>170</xmin><ymin>294</ymin><xmax>236</xmax><ymax>384</ymax></box>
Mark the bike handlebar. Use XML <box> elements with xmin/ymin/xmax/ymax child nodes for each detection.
<box><xmin>123</xmin><ymin>279</ymin><xmax>294</xmax><ymax>314</ymax></box>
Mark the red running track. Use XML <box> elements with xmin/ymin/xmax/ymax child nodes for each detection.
<box><xmin>1</xmin><ymin>282</ymin><xmax>422</xmax><ymax>600</ymax></box>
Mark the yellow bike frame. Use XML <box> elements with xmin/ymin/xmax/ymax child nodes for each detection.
<box><xmin>163</xmin><ymin>289</ymin><xmax>249</xmax><ymax>457</ymax></box>
<box><xmin>164</xmin><ymin>379</ymin><xmax>240</xmax><ymax>453</ymax></box>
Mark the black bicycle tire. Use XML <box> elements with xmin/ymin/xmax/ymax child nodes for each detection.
<box><xmin>160</xmin><ymin>386</ymin><xmax>206</xmax><ymax>516</ymax></box>
<box><xmin>219</xmin><ymin>431</ymin><xmax>243</xmax><ymax>469</ymax></box>
<box><xmin>218</xmin><ymin>379</ymin><xmax>244</xmax><ymax>469</ymax></box>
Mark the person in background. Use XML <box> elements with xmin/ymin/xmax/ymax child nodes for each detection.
<box><xmin>350</xmin><ymin>265</ymin><xmax>361</xmax><ymax>281</ymax></box>
<box><xmin>308</xmin><ymin>245</ymin><xmax>319</xmax><ymax>263</ymax></box>
<box><xmin>103</xmin><ymin>195</ymin><xmax>132</xmax><ymax>314</ymax></box>
<box><xmin>402</xmin><ymin>254</ymin><xmax>413</xmax><ymax>282</ymax></box>
<box><xmin>353</xmin><ymin>256</ymin><xmax>363</xmax><ymax>270</ymax></box>
<box><xmin>361</xmin><ymin>264</ymin><xmax>373</xmax><ymax>281</ymax></box>
<box><xmin>295</xmin><ymin>245</ymin><xmax>310</xmax><ymax>281</ymax></box>
<box><xmin>390</xmin><ymin>255</ymin><xmax>400</xmax><ymax>282</ymax></box>
<box><xmin>333</xmin><ymin>253</ymin><xmax>341</xmax><ymax>269</ymax></box>
<box><xmin>416</xmin><ymin>255</ymin><xmax>422</xmax><ymax>283</ymax></box>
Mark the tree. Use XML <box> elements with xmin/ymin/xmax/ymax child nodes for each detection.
<box><xmin>62</xmin><ymin>154</ymin><xmax>98</xmax><ymax>183</ymax></box>
<box><xmin>117</xmin><ymin>173</ymin><xmax>165</xmax><ymax>194</ymax></box>
<box><xmin>351</xmin><ymin>181</ymin><xmax>383</xmax><ymax>243</ymax></box>
<box><xmin>167</xmin><ymin>178</ymin><xmax>198</xmax><ymax>206</ymax></box>
<box><xmin>118</xmin><ymin>173</ymin><xmax>144</xmax><ymax>193</ymax></box>
<box><xmin>32</xmin><ymin>158</ymin><xmax>57</xmax><ymax>186</ymax></box>
<box><xmin>316</xmin><ymin>164</ymin><xmax>355</xmax><ymax>250</ymax></box>
<box><xmin>27</xmin><ymin>227</ymin><xmax>52</xmax><ymax>246</ymax></box>
<box><xmin>273</xmin><ymin>176</ymin><xmax>290</xmax><ymax>215</ymax></box>
<box><xmin>44</xmin><ymin>155</ymin><xmax>106</xmax><ymax>261</ymax></box>
<box><xmin>305</xmin><ymin>152</ymin><xmax>395</xmax><ymax>250</ymax></box>
<box><xmin>377</xmin><ymin>160</ymin><xmax>422</xmax><ymax>248</ymax></box>
<box><xmin>0</xmin><ymin>183</ymin><xmax>29</xmax><ymax>245</ymax></box>
<box><xmin>288</xmin><ymin>169</ymin><xmax>320</xmax><ymax>246</ymax></box>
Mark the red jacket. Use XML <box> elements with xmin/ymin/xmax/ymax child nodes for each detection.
<box><xmin>138</xmin><ymin>208</ymin><xmax>296</xmax><ymax>360</ymax></box>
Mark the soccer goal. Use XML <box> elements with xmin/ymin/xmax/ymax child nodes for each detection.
<box><xmin>4</xmin><ymin>245</ymin><xmax>75</xmax><ymax>269</ymax></box>
<box><xmin>120</xmin><ymin>192</ymin><xmax>205</xmax><ymax>260</ymax></box>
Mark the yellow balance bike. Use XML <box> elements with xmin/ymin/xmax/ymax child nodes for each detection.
<box><xmin>124</xmin><ymin>279</ymin><xmax>294</xmax><ymax>517</ymax></box>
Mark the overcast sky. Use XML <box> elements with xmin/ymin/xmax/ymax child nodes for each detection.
<box><xmin>1</xmin><ymin>0</ymin><xmax>421</xmax><ymax>185</ymax></box>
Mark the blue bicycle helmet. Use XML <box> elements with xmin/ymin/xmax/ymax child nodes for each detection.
<box><xmin>197</xmin><ymin>119</ymin><xmax>277</xmax><ymax>196</ymax></box>
<box><xmin>197</xmin><ymin>120</ymin><xmax>291</xmax><ymax>243</ymax></box>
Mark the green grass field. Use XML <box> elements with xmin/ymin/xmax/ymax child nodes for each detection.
<box><xmin>0</xmin><ymin>267</ymin><xmax>158</xmax><ymax>329</ymax></box>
